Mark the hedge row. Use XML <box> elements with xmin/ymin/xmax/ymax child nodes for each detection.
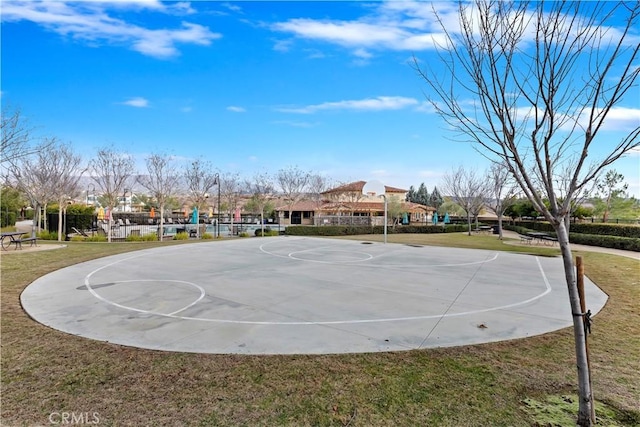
<box><xmin>568</xmin><ymin>233</ymin><xmax>640</xmax><ymax>252</ymax></box>
<box><xmin>285</xmin><ymin>224</ymin><xmax>468</xmax><ymax>236</ymax></box>
<box><xmin>517</xmin><ymin>220</ymin><xmax>640</xmax><ymax>238</ymax></box>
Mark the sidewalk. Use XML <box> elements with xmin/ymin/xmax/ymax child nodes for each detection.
<box><xmin>500</xmin><ymin>230</ymin><xmax>639</xmax><ymax>261</ymax></box>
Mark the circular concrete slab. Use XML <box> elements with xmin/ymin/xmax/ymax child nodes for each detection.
<box><xmin>21</xmin><ymin>237</ymin><xmax>608</xmax><ymax>355</ymax></box>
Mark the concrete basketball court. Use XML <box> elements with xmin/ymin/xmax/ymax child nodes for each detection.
<box><xmin>21</xmin><ymin>236</ymin><xmax>608</xmax><ymax>355</ymax></box>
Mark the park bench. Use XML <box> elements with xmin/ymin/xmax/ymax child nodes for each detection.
<box><xmin>519</xmin><ymin>234</ymin><xmax>533</xmax><ymax>244</ymax></box>
<box><xmin>1</xmin><ymin>232</ymin><xmax>37</xmax><ymax>250</ymax></box>
<box><xmin>13</xmin><ymin>236</ymin><xmax>37</xmax><ymax>250</ymax></box>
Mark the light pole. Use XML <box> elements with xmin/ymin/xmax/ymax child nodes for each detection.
<box><xmin>123</xmin><ymin>188</ymin><xmax>131</xmax><ymax>213</ymax></box>
<box><xmin>214</xmin><ymin>173</ymin><xmax>221</xmax><ymax>238</ymax></box>
<box><xmin>86</xmin><ymin>184</ymin><xmax>95</xmax><ymax>207</ymax></box>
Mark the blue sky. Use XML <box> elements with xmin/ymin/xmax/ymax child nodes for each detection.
<box><xmin>2</xmin><ymin>0</ymin><xmax>639</xmax><ymax>195</ymax></box>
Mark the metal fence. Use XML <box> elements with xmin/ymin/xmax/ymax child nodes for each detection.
<box><xmin>45</xmin><ymin>213</ymin><xmax>283</xmax><ymax>240</ymax></box>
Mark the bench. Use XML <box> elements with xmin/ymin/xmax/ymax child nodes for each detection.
<box><xmin>540</xmin><ymin>235</ymin><xmax>558</xmax><ymax>245</ymax></box>
<box><xmin>14</xmin><ymin>236</ymin><xmax>37</xmax><ymax>250</ymax></box>
<box><xmin>519</xmin><ymin>234</ymin><xmax>533</xmax><ymax>244</ymax></box>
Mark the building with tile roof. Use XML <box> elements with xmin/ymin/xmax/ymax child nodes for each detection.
<box><xmin>275</xmin><ymin>181</ymin><xmax>435</xmax><ymax>226</ymax></box>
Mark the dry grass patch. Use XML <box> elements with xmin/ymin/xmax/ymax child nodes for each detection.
<box><xmin>1</xmin><ymin>237</ymin><xmax>638</xmax><ymax>426</ymax></box>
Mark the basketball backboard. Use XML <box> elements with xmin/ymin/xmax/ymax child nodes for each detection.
<box><xmin>362</xmin><ymin>180</ymin><xmax>386</xmax><ymax>197</ymax></box>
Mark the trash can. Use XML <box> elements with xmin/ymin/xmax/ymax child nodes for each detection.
<box><xmin>492</xmin><ymin>225</ymin><xmax>499</xmax><ymax>234</ymax></box>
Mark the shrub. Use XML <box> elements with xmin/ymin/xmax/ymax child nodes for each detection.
<box><xmin>37</xmin><ymin>230</ymin><xmax>59</xmax><ymax>240</ymax></box>
<box><xmin>239</xmin><ymin>232</ymin><xmax>250</xmax><ymax>238</ymax></box>
<box><xmin>174</xmin><ymin>232</ymin><xmax>189</xmax><ymax>240</ymax></box>
<box><xmin>142</xmin><ymin>233</ymin><xmax>158</xmax><ymax>241</ymax></box>
<box><xmin>125</xmin><ymin>234</ymin><xmax>143</xmax><ymax>242</ymax></box>
<box><xmin>201</xmin><ymin>233</ymin><xmax>214</xmax><ymax>239</ymax></box>
<box><xmin>69</xmin><ymin>236</ymin><xmax>86</xmax><ymax>242</ymax></box>
<box><xmin>285</xmin><ymin>224</ymin><xmax>468</xmax><ymax>237</ymax></box>
<box><xmin>569</xmin><ymin>233</ymin><xmax>640</xmax><ymax>252</ymax></box>
<box><xmin>516</xmin><ymin>220</ymin><xmax>640</xmax><ymax>238</ymax></box>
<box><xmin>255</xmin><ymin>227</ymin><xmax>274</xmax><ymax>237</ymax></box>
<box><xmin>85</xmin><ymin>235</ymin><xmax>107</xmax><ymax>242</ymax></box>
<box><xmin>568</xmin><ymin>223</ymin><xmax>640</xmax><ymax>238</ymax></box>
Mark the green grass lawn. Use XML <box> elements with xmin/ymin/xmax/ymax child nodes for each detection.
<box><xmin>1</xmin><ymin>236</ymin><xmax>638</xmax><ymax>426</ymax></box>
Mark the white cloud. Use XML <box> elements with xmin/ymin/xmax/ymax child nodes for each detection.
<box><xmin>1</xmin><ymin>1</ymin><xmax>220</xmax><ymax>59</ymax></box>
<box><xmin>227</xmin><ymin>106</ymin><xmax>246</xmax><ymax>113</ymax></box>
<box><xmin>270</xmin><ymin>2</ymin><xmax>454</xmax><ymax>57</ymax></box>
<box><xmin>590</xmin><ymin>107</ymin><xmax>640</xmax><ymax>132</ymax></box>
<box><xmin>271</xmin><ymin>120</ymin><xmax>319</xmax><ymax>128</ymax></box>
<box><xmin>304</xmin><ymin>48</ymin><xmax>326</xmax><ymax>59</ymax></box>
<box><xmin>353</xmin><ymin>48</ymin><xmax>372</xmax><ymax>59</ymax></box>
<box><xmin>273</xmin><ymin>39</ymin><xmax>292</xmax><ymax>53</ymax></box>
<box><xmin>121</xmin><ymin>97</ymin><xmax>149</xmax><ymax>107</ymax></box>
<box><xmin>276</xmin><ymin>96</ymin><xmax>419</xmax><ymax>114</ymax></box>
<box><xmin>221</xmin><ymin>3</ymin><xmax>242</xmax><ymax>14</ymax></box>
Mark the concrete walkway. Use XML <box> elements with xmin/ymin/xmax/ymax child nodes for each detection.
<box><xmin>21</xmin><ymin>236</ymin><xmax>610</xmax><ymax>355</ymax></box>
<box><xmin>500</xmin><ymin>229</ymin><xmax>640</xmax><ymax>260</ymax></box>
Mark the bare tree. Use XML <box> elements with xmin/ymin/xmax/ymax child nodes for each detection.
<box><xmin>90</xmin><ymin>147</ymin><xmax>135</xmax><ymax>242</ymax></box>
<box><xmin>417</xmin><ymin>1</ymin><xmax>640</xmax><ymax>424</ymax></box>
<box><xmin>327</xmin><ymin>181</ymin><xmax>365</xmax><ymax>218</ymax></box>
<box><xmin>49</xmin><ymin>143</ymin><xmax>85</xmax><ymax>242</ymax></box>
<box><xmin>442</xmin><ymin>166</ymin><xmax>485</xmax><ymax>236</ymax></box>
<box><xmin>138</xmin><ymin>153</ymin><xmax>182</xmax><ymax>241</ymax></box>
<box><xmin>1</xmin><ymin>105</ymin><xmax>49</xmax><ymax>170</ymax></box>
<box><xmin>307</xmin><ymin>173</ymin><xmax>330</xmax><ymax>209</ymax></box>
<box><xmin>184</xmin><ymin>159</ymin><xmax>218</xmax><ymax>238</ymax></box>
<box><xmin>277</xmin><ymin>165</ymin><xmax>311</xmax><ymax>224</ymax></box>
<box><xmin>10</xmin><ymin>138</ymin><xmax>61</xmax><ymax>237</ymax></box>
<box><xmin>219</xmin><ymin>172</ymin><xmax>241</xmax><ymax>236</ymax></box>
<box><xmin>245</xmin><ymin>172</ymin><xmax>274</xmax><ymax>236</ymax></box>
<box><xmin>486</xmin><ymin>162</ymin><xmax>517</xmax><ymax>239</ymax></box>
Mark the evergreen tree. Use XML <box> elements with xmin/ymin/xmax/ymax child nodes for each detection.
<box><xmin>416</xmin><ymin>183</ymin><xmax>429</xmax><ymax>205</ymax></box>
<box><xmin>429</xmin><ymin>186</ymin><xmax>444</xmax><ymax>210</ymax></box>
<box><xmin>406</xmin><ymin>185</ymin><xmax>416</xmax><ymax>202</ymax></box>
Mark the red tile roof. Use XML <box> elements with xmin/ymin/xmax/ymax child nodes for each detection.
<box><xmin>321</xmin><ymin>181</ymin><xmax>407</xmax><ymax>194</ymax></box>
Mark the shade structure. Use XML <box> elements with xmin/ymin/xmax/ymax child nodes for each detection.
<box><xmin>432</xmin><ymin>212</ymin><xmax>439</xmax><ymax>225</ymax></box>
<box><xmin>444</xmin><ymin>212</ymin><xmax>450</xmax><ymax>224</ymax></box>
<box><xmin>191</xmin><ymin>207</ymin><xmax>199</xmax><ymax>224</ymax></box>
<box><xmin>150</xmin><ymin>207</ymin><xmax>155</xmax><ymax>218</ymax></box>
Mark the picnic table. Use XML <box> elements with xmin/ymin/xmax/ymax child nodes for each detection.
<box><xmin>1</xmin><ymin>231</ymin><xmax>37</xmax><ymax>250</ymax></box>
<box><xmin>526</xmin><ymin>231</ymin><xmax>558</xmax><ymax>245</ymax></box>
<box><xmin>474</xmin><ymin>225</ymin><xmax>493</xmax><ymax>234</ymax></box>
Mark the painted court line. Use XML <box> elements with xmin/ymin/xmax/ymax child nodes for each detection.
<box><xmin>83</xmin><ymin>246</ymin><xmax>553</xmax><ymax>326</ymax></box>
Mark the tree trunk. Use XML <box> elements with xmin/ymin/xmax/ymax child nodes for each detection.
<box><xmin>230</xmin><ymin>209</ymin><xmax>234</xmax><ymax>238</ymax></box>
<box><xmin>467</xmin><ymin>211</ymin><xmax>472</xmax><ymax>236</ymax></box>
<box><xmin>107</xmin><ymin>206</ymin><xmax>112</xmax><ymax>243</ymax></box>
<box><xmin>159</xmin><ymin>206</ymin><xmax>164</xmax><ymax>242</ymax></box>
<box><xmin>57</xmin><ymin>205</ymin><xmax>64</xmax><ymax>242</ymax></box>
<box><xmin>497</xmin><ymin>213</ymin><xmax>503</xmax><ymax>240</ymax></box>
<box><xmin>555</xmin><ymin>220</ymin><xmax>593</xmax><ymax>426</ymax></box>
